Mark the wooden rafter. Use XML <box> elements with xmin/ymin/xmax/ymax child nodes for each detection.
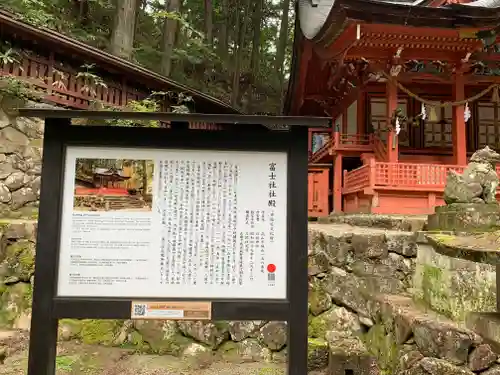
<box><xmin>314</xmin><ymin>22</ymin><xmax>360</xmax><ymax>60</ymax></box>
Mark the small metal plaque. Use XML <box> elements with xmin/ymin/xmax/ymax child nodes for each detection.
<box><xmin>131</xmin><ymin>301</ymin><xmax>212</xmax><ymax>320</ymax></box>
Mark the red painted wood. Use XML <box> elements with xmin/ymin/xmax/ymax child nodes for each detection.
<box><xmin>75</xmin><ymin>187</ymin><xmax>130</xmax><ymax>196</ymax></box>
<box><xmin>452</xmin><ymin>73</ymin><xmax>467</xmax><ymax>165</ymax></box>
<box><xmin>308</xmin><ymin>165</ymin><xmax>330</xmax><ymax>218</ymax></box>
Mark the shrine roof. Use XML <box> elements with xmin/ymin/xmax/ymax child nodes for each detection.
<box><xmin>297</xmin><ymin>0</ymin><xmax>499</xmax><ymax>43</ymax></box>
<box><xmin>454</xmin><ymin>0</ymin><xmax>500</xmax><ymax>7</ymax></box>
<box><xmin>285</xmin><ymin>0</ymin><xmax>500</xmax><ymax>115</ymax></box>
<box><xmin>93</xmin><ymin>168</ymin><xmax>129</xmax><ymax>178</ymax></box>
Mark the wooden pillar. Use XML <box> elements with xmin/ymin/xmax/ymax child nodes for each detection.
<box><xmin>452</xmin><ymin>73</ymin><xmax>467</xmax><ymax>165</ymax></box>
<box><xmin>386</xmin><ymin>80</ymin><xmax>398</xmax><ymax>162</ymax></box>
<box><xmin>357</xmin><ymin>90</ymin><xmax>366</xmax><ymax>134</ymax></box>
<box><xmin>333</xmin><ymin>153</ymin><xmax>343</xmax><ymax>213</ymax></box>
<box><xmin>308</xmin><ymin>129</ymin><xmax>313</xmax><ymax>156</ymax></box>
<box><xmin>342</xmin><ymin>108</ymin><xmax>348</xmax><ymax>133</ymax></box>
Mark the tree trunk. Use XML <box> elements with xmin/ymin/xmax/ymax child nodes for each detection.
<box><xmin>231</xmin><ymin>2</ymin><xmax>251</xmax><ymax>107</ymax></box>
<box><xmin>110</xmin><ymin>0</ymin><xmax>138</xmax><ymax>59</ymax></box>
<box><xmin>204</xmin><ymin>0</ymin><xmax>214</xmax><ymax>45</ymax></box>
<box><xmin>160</xmin><ymin>0</ymin><xmax>181</xmax><ymax>77</ymax></box>
<box><xmin>217</xmin><ymin>0</ymin><xmax>229</xmax><ymax>63</ymax></box>
<box><xmin>275</xmin><ymin>0</ymin><xmax>290</xmax><ymax>82</ymax></box>
<box><xmin>250</xmin><ymin>0</ymin><xmax>263</xmax><ymax>73</ymax></box>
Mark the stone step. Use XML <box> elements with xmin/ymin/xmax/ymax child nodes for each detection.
<box><xmin>466</xmin><ymin>313</ymin><xmax>500</xmax><ymax>352</ymax></box>
<box><xmin>309</xmin><ymin>223</ymin><xmax>418</xmax><ymax>262</ymax></box>
<box><xmin>325</xmin><ymin>331</ymin><xmax>379</xmax><ymax>375</ymax></box>
<box><xmin>317</xmin><ymin>214</ymin><xmax>427</xmax><ymax>232</ymax></box>
<box><xmin>366</xmin><ymin>294</ymin><xmax>498</xmax><ymax>374</ymax></box>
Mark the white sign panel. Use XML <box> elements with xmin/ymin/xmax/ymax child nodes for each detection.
<box><xmin>57</xmin><ymin>146</ymin><xmax>288</xmax><ymax>299</ymax></box>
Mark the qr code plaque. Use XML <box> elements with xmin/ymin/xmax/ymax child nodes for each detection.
<box><xmin>133</xmin><ymin>304</ymin><xmax>147</xmax><ymax>317</ymax></box>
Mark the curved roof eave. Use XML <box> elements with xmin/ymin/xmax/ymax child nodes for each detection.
<box><xmin>454</xmin><ymin>0</ymin><xmax>500</xmax><ymax>7</ymax></box>
<box><xmin>310</xmin><ymin>0</ymin><xmax>500</xmax><ymax>44</ymax></box>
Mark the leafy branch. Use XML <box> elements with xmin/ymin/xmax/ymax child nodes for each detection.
<box><xmin>76</xmin><ymin>63</ymin><xmax>107</xmax><ymax>98</ymax></box>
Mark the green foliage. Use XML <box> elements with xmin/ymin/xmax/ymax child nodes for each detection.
<box><xmin>0</xmin><ymin>48</ymin><xmax>22</xmax><ymax>66</ymax></box>
<box><xmin>1</xmin><ymin>0</ymin><xmax>295</xmax><ymax>113</ymax></box>
<box><xmin>0</xmin><ymin>76</ymin><xmax>42</xmax><ymax>102</ymax></box>
<box><xmin>76</xmin><ymin>63</ymin><xmax>107</xmax><ymax>98</ymax></box>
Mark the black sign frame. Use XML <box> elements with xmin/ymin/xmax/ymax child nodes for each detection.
<box><xmin>18</xmin><ymin>109</ymin><xmax>330</xmax><ymax>375</ymax></box>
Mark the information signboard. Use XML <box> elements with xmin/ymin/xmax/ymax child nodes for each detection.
<box><xmin>59</xmin><ymin>147</ymin><xmax>288</xmax><ymax>299</ymax></box>
<box><xmin>17</xmin><ymin>109</ymin><xmax>329</xmax><ymax>375</ymax></box>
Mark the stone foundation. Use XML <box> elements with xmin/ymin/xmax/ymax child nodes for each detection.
<box><xmin>413</xmin><ymin>234</ymin><xmax>496</xmax><ymax>322</ymax></box>
<box><xmin>427</xmin><ymin>203</ymin><xmax>500</xmax><ymax>232</ymax></box>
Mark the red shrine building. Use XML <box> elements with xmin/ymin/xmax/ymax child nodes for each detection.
<box><xmin>286</xmin><ymin>0</ymin><xmax>500</xmax><ymax>217</ymax></box>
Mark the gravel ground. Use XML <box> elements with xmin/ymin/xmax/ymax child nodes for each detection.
<box><xmin>0</xmin><ymin>333</ymin><xmax>326</xmax><ymax>375</ymax></box>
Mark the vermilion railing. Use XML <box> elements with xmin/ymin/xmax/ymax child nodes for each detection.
<box><xmin>373</xmin><ymin>135</ymin><xmax>387</xmax><ymax>162</ymax></box>
<box><xmin>0</xmin><ymin>52</ymin><xmax>221</xmax><ymax>130</ymax></box>
<box><xmin>374</xmin><ymin>163</ymin><xmax>466</xmax><ymax>187</ymax></box>
<box><xmin>0</xmin><ymin>52</ymin><xmax>146</xmax><ymax>109</ymax></box>
<box><xmin>309</xmin><ymin>137</ymin><xmax>333</xmax><ymax>163</ymax></box>
<box><xmin>342</xmin><ymin>164</ymin><xmax>371</xmax><ymax>194</ymax></box>
<box><xmin>336</xmin><ymin>134</ymin><xmax>372</xmax><ymax>147</ymax></box>
<box><xmin>309</xmin><ymin>132</ymin><xmax>375</xmax><ymax>163</ymax></box>
<box><xmin>343</xmin><ymin>161</ymin><xmax>500</xmax><ymax>193</ymax></box>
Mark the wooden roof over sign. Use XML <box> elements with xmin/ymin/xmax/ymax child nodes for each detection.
<box><xmin>0</xmin><ymin>9</ymin><xmax>239</xmax><ymax>115</ymax></box>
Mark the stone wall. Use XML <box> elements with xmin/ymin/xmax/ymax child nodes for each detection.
<box><xmin>309</xmin><ymin>223</ymin><xmax>500</xmax><ymax>375</ymax></box>
<box><xmin>413</xmin><ymin>234</ymin><xmax>496</xmax><ymax>322</ymax></box>
<box><xmin>0</xmin><ymin>104</ymin><xmax>47</xmax><ymax>219</ymax></box>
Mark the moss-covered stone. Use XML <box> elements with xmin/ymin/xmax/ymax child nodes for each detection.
<box><xmin>59</xmin><ymin>319</ymin><xmax>83</xmax><ymax>341</ymax></box>
<box><xmin>309</xmin><ymin>279</ymin><xmax>332</xmax><ymax>316</ymax></box>
<box><xmin>134</xmin><ymin>320</ymin><xmax>193</xmax><ymax>355</ymax></box>
<box><xmin>364</xmin><ymin>324</ymin><xmax>399</xmax><ymax>374</ymax></box>
<box><xmin>413</xmin><ymin>242</ymin><xmax>496</xmax><ymax>322</ymax></box>
<box><xmin>307</xmin><ymin>337</ymin><xmax>328</xmax><ymax>370</ymax></box>
<box><xmin>0</xmin><ymin>282</ymin><xmax>31</xmax><ymax>328</ymax></box>
<box><xmin>308</xmin><ymin>306</ymin><xmax>361</xmax><ymax>339</ymax></box>
<box><xmin>1</xmin><ymin>240</ymin><xmax>35</xmax><ymax>282</ymax></box>
<box><xmin>78</xmin><ymin>319</ymin><xmax>124</xmax><ymax>345</ymax></box>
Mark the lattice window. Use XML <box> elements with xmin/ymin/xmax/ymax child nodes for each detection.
<box><xmin>369</xmin><ymin>98</ymin><xmax>408</xmax><ymax>146</ymax></box>
<box><xmin>423</xmin><ymin>106</ymin><xmax>452</xmax><ymax>148</ymax></box>
<box><xmin>477</xmin><ymin>102</ymin><xmax>500</xmax><ymax>149</ymax></box>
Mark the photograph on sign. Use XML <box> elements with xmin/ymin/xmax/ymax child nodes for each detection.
<box><xmin>131</xmin><ymin>301</ymin><xmax>212</xmax><ymax>320</ymax></box>
<box><xmin>57</xmin><ymin>146</ymin><xmax>288</xmax><ymax>299</ymax></box>
<box><xmin>73</xmin><ymin>158</ymin><xmax>154</xmax><ymax>212</ymax></box>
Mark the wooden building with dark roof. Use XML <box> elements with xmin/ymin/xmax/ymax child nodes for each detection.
<box><xmin>0</xmin><ymin>9</ymin><xmax>237</xmax><ymax>115</ymax></box>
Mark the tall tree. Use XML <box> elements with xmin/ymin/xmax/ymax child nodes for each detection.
<box><xmin>275</xmin><ymin>0</ymin><xmax>290</xmax><ymax>84</ymax></box>
<box><xmin>231</xmin><ymin>0</ymin><xmax>251</xmax><ymax>106</ymax></box>
<box><xmin>217</xmin><ymin>0</ymin><xmax>230</xmax><ymax>64</ymax></box>
<box><xmin>110</xmin><ymin>0</ymin><xmax>139</xmax><ymax>59</ymax></box>
<box><xmin>160</xmin><ymin>0</ymin><xmax>181</xmax><ymax>77</ymax></box>
<box><xmin>250</xmin><ymin>0</ymin><xmax>263</xmax><ymax>74</ymax></box>
<box><xmin>204</xmin><ymin>0</ymin><xmax>213</xmax><ymax>45</ymax></box>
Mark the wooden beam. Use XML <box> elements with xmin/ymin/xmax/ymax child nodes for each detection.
<box><xmin>465</xmin><ymin>75</ymin><xmax>500</xmax><ymax>84</ymax></box>
<box><xmin>360</xmin><ymin>22</ymin><xmax>492</xmax><ymax>40</ymax></box>
<box><xmin>291</xmin><ymin>40</ymin><xmax>313</xmax><ymax>115</ymax></box>
<box><xmin>452</xmin><ymin>73</ymin><xmax>467</xmax><ymax>165</ymax></box>
<box><xmin>347</xmin><ymin>46</ymin><xmax>468</xmax><ymax>62</ymax></box>
<box><xmin>314</xmin><ymin>23</ymin><xmax>359</xmax><ymax>60</ymax></box>
<box><xmin>386</xmin><ymin>79</ymin><xmax>398</xmax><ymax>163</ymax></box>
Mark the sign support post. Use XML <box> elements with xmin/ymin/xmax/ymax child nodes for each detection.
<box><xmin>19</xmin><ymin>109</ymin><xmax>329</xmax><ymax>375</ymax></box>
